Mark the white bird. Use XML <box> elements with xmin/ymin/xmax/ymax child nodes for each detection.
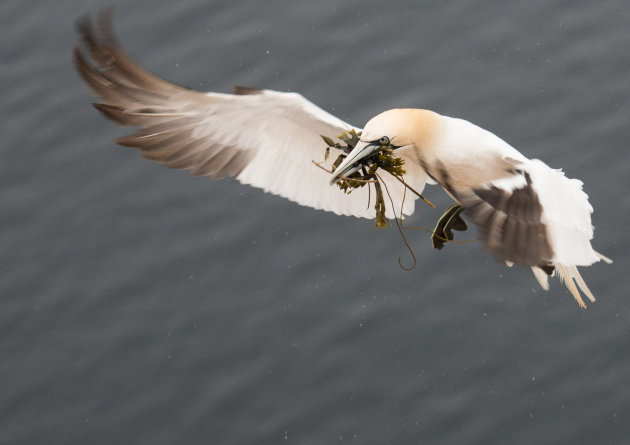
<box><xmin>74</xmin><ymin>12</ymin><xmax>611</xmax><ymax>308</ymax></box>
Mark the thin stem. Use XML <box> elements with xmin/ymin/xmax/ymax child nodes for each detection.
<box><xmin>390</xmin><ymin>174</ymin><xmax>435</xmax><ymax>208</ymax></box>
<box><xmin>377</xmin><ymin>173</ymin><xmax>416</xmax><ymax>271</ymax></box>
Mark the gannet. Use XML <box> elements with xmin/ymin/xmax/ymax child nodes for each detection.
<box><xmin>74</xmin><ymin>12</ymin><xmax>611</xmax><ymax>307</ymax></box>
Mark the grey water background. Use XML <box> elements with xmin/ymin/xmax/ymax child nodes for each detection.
<box><xmin>3</xmin><ymin>0</ymin><xmax>630</xmax><ymax>443</ymax></box>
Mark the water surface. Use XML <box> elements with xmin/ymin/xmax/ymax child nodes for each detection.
<box><xmin>2</xmin><ymin>0</ymin><xmax>630</xmax><ymax>443</ymax></box>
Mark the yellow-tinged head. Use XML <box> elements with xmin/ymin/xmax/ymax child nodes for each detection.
<box><xmin>330</xmin><ymin>108</ymin><xmax>440</xmax><ymax>182</ymax></box>
<box><xmin>360</xmin><ymin>108</ymin><xmax>440</xmax><ymax>149</ymax></box>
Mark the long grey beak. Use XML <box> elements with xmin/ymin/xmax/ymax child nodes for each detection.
<box><xmin>330</xmin><ymin>140</ymin><xmax>380</xmax><ymax>183</ymax></box>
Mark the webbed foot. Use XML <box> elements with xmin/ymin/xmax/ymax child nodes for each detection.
<box><xmin>431</xmin><ymin>204</ymin><xmax>467</xmax><ymax>250</ymax></box>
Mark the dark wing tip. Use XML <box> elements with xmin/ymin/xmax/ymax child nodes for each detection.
<box><xmin>96</xmin><ymin>8</ymin><xmax>119</xmax><ymax>46</ymax></box>
<box><xmin>232</xmin><ymin>86</ymin><xmax>263</xmax><ymax>95</ymax></box>
<box><xmin>92</xmin><ymin>103</ymin><xmax>131</xmax><ymax>125</ymax></box>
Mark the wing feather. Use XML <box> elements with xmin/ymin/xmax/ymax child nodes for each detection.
<box><xmin>75</xmin><ymin>11</ymin><xmax>425</xmax><ymax>219</ymax></box>
<box><xmin>454</xmin><ymin>170</ymin><xmax>554</xmax><ymax>268</ymax></box>
<box><xmin>445</xmin><ymin>155</ymin><xmax>605</xmax><ymax>305</ymax></box>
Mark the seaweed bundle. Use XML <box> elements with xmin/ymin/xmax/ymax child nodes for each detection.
<box><xmin>321</xmin><ymin>130</ymin><xmax>406</xmax><ymax>228</ymax></box>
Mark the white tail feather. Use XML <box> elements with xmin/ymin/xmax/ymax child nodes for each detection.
<box><xmin>556</xmin><ymin>264</ymin><xmax>586</xmax><ymax>308</ymax></box>
<box><xmin>569</xmin><ymin>265</ymin><xmax>596</xmax><ymax>303</ymax></box>
<box><xmin>531</xmin><ymin>267</ymin><xmax>550</xmax><ymax>291</ymax></box>
<box><xmin>595</xmin><ymin>250</ymin><xmax>613</xmax><ymax>264</ymax></box>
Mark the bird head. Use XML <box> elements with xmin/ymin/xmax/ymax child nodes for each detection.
<box><xmin>330</xmin><ymin>108</ymin><xmax>438</xmax><ymax>182</ymax></box>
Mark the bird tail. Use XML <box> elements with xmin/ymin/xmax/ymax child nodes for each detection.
<box><xmin>530</xmin><ymin>256</ymin><xmax>612</xmax><ymax>308</ymax></box>
<box><xmin>555</xmin><ymin>264</ymin><xmax>594</xmax><ymax>309</ymax></box>
<box><xmin>525</xmin><ymin>160</ymin><xmax>613</xmax><ymax>308</ymax></box>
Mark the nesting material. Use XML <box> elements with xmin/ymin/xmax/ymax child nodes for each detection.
<box><xmin>322</xmin><ymin>130</ymin><xmax>406</xmax><ymax>228</ymax></box>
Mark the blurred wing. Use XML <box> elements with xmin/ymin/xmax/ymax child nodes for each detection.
<box><xmin>447</xmin><ymin>158</ymin><xmax>599</xmax><ymax>268</ymax></box>
<box><xmin>452</xmin><ymin>168</ymin><xmax>555</xmax><ymax>268</ymax></box>
<box><xmin>451</xmin><ymin>157</ymin><xmax>606</xmax><ymax>306</ymax></box>
<box><xmin>74</xmin><ymin>11</ymin><xmax>422</xmax><ymax>219</ymax></box>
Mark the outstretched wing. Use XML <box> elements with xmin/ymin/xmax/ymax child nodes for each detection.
<box><xmin>74</xmin><ymin>11</ymin><xmax>422</xmax><ymax>219</ymax></box>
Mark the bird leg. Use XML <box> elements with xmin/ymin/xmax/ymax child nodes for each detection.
<box><xmin>431</xmin><ymin>204</ymin><xmax>468</xmax><ymax>250</ymax></box>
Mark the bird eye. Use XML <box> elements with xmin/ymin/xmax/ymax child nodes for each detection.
<box><xmin>379</xmin><ymin>136</ymin><xmax>390</xmax><ymax>146</ymax></box>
